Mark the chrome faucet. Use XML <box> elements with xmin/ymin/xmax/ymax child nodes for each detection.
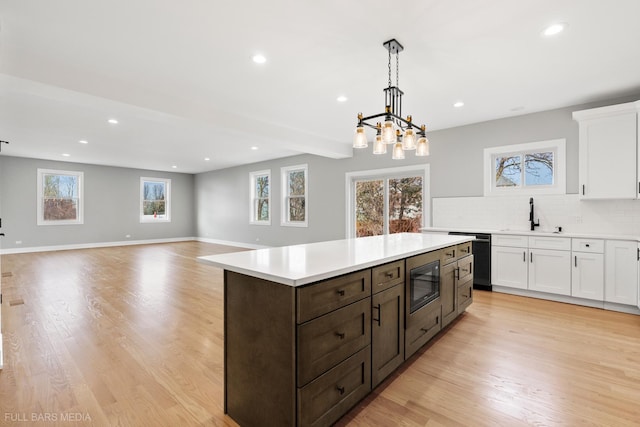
<box><xmin>529</xmin><ymin>197</ymin><xmax>540</xmax><ymax>231</ymax></box>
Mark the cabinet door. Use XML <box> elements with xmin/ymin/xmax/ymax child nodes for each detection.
<box><xmin>529</xmin><ymin>249</ymin><xmax>571</xmax><ymax>296</ymax></box>
<box><xmin>491</xmin><ymin>246</ymin><xmax>528</xmax><ymax>289</ymax></box>
<box><xmin>571</xmin><ymin>252</ymin><xmax>604</xmax><ymax>300</ymax></box>
<box><xmin>605</xmin><ymin>240</ymin><xmax>638</xmax><ymax>305</ymax></box>
<box><xmin>578</xmin><ymin>112</ymin><xmax>637</xmax><ymax>199</ymax></box>
<box><xmin>440</xmin><ymin>262</ymin><xmax>457</xmax><ymax>328</ymax></box>
<box><xmin>371</xmin><ymin>285</ymin><xmax>404</xmax><ymax>388</ymax></box>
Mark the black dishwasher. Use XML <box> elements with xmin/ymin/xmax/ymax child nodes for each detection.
<box><xmin>448</xmin><ymin>232</ymin><xmax>492</xmax><ymax>291</ymax></box>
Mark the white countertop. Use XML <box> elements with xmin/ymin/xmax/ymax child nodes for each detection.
<box><xmin>198</xmin><ymin>233</ymin><xmax>474</xmax><ymax>287</ymax></box>
<box><xmin>421</xmin><ymin>227</ymin><xmax>640</xmax><ymax>241</ymax></box>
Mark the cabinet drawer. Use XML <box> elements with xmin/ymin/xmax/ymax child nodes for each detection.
<box><xmin>457</xmin><ymin>241</ymin><xmax>472</xmax><ymax>258</ymax></box>
<box><xmin>492</xmin><ymin>234</ymin><xmax>528</xmax><ymax>248</ymax></box>
<box><xmin>572</xmin><ymin>238</ymin><xmax>604</xmax><ymax>253</ymax></box>
<box><xmin>405</xmin><ymin>300</ymin><xmax>442</xmax><ymax>359</ymax></box>
<box><xmin>372</xmin><ymin>260</ymin><xmax>404</xmax><ymax>294</ymax></box>
<box><xmin>298</xmin><ymin>346</ymin><xmax>371</xmax><ymax>427</ymax></box>
<box><xmin>297</xmin><ymin>298</ymin><xmax>371</xmax><ymax>387</ymax></box>
<box><xmin>457</xmin><ymin>275</ymin><xmax>473</xmax><ymax>314</ymax></box>
<box><xmin>297</xmin><ymin>269</ymin><xmax>371</xmax><ymax>323</ymax></box>
<box><xmin>528</xmin><ymin>236</ymin><xmax>571</xmax><ymax>251</ymax></box>
<box><xmin>440</xmin><ymin>245</ymin><xmax>457</xmax><ymax>265</ymax></box>
<box><xmin>457</xmin><ymin>254</ymin><xmax>473</xmax><ymax>282</ymax></box>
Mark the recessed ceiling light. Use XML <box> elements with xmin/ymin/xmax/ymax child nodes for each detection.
<box><xmin>337</xmin><ymin>95</ymin><xmax>348</xmax><ymax>103</ymax></box>
<box><xmin>204</xmin><ymin>157</ymin><xmax>210</xmax><ymax>161</ymax></box>
<box><xmin>252</xmin><ymin>54</ymin><xmax>266</xmax><ymax>64</ymax></box>
<box><xmin>62</xmin><ymin>153</ymin><xmax>70</xmax><ymax>157</ymax></box>
<box><xmin>171</xmin><ymin>165</ymin><xmax>177</xmax><ymax>169</ymax></box>
<box><xmin>251</xmin><ymin>146</ymin><xmax>259</xmax><ymax>150</ymax></box>
<box><xmin>542</xmin><ymin>23</ymin><xmax>566</xmax><ymax>37</ymax></box>
<box><xmin>108</xmin><ymin>118</ymin><xmax>119</xmax><ymax>124</ymax></box>
<box><xmin>453</xmin><ymin>101</ymin><xmax>464</xmax><ymax>108</ymax></box>
<box><xmin>78</xmin><ymin>140</ymin><xmax>88</xmax><ymax>144</ymax></box>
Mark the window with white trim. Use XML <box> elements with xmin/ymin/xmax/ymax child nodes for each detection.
<box><xmin>37</xmin><ymin>168</ymin><xmax>84</xmax><ymax>225</ymax></box>
<box><xmin>250</xmin><ymin>170</ymin><xmax>271</xmax><ymax>225</ymax></box>
<box><xmin>484</xmin><ymin>139</ymin><xmax>566</xmax><ymax>196</ymax></box>
<box><xmin>140</xmin><ymin>177</ymin><xmax>171</xmax><ymax>222</ymax></box>
<box><xmin>346</xmin><ymin>165</ymin><xmax>430</xmax><ymax>238</ymax></box>
<box><xmin>281</xmin><ymin>164</ymin><xmax>308</xmax><ymax>227</ymax></box>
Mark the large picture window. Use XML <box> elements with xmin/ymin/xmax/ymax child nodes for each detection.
<box><xmin>281</xmin><ymin>164</ymin><xmax>308</xmax><ymax>227</ymax></box>
<box><xmin>37</xmin><ymin>169</ymin><xmax>84</xmax><ymax>225</ymax></box>
<box><xmin>140</xmin><ymin>177</ymin><xmax>171</xmax><ymax>222</ymax></box>
<box><xmin>484</xmin><ymin>139</ymin><xmax>566</xmax><ymax>196</ymax></box>
<box><xmin>250</xmin><ymin>170</ymin><xmax>271</xmax><ymax>225</ymax></box>
<box><xmin>346</xmin><ymin>165</ymin><xmax>429</xmax><ymax>238</ymax></box>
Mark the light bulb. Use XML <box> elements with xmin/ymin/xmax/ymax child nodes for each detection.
<box><xmin>416</xmin><ymin>136</ymin><xmax>430</xmax><ymax>156</ymax></box>
<box><xmin>381</xmin><ymin>121</ymin><xmax>396</xmax><ymax>144</ymax></box>
<box><xmin>372</xmin><ymin>135</ymin><xmax>386</xmax><ymax>155</ymax></box>
<box><xmin>403</xmin><ymin>128</ymin><xmax>416</xmax><ymax>150</ymax></box>
<box><xmin>392</xmin><ymin>142</ymin><xmax>405</xmax><ymax>160</ymax></box>
<box><xmin>353</xmin><ymin>126</ymin><xmax>368</xmax><ymax>148</ymax></box>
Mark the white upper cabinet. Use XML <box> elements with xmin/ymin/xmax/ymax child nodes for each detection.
<box><xmin>573</xmin><ymin>101</ymin><xmax>640</xmax><ymax>199</ymax></box>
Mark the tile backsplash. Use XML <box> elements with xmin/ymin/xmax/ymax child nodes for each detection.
<box><xmin>432</xmin><ymin>194</ymin><xmax>640</xmax><ymax>237</ymax></box>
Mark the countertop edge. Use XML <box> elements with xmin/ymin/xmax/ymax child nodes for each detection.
<box><xmin>198</xmin><ymin>235</ymin><xmax>474</xmax><ymax>287</ymax></box>
<box><xmin>421</xmin><ymin>227</ymin><xmax>640</xmax><ymax>241</ymax></box>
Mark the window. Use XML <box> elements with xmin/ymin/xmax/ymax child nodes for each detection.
<box><xmin>140</xmin><ymin>177</ymin><xmax>171</xmax><ymax>222</ymax></box>
<box><xmin>37</xmin><ymin>169</ymin><xmax>84</xmax><ymax>225</ymax></box>
<box><xmin>281</xmin><ymin>164</ymin><xmax>308</xmax><ymax>227</ymax></box>
<box><xmin>250</xmin><ymin>170</ymin><xmax>271</xmax><ymax>225</ymax></box>
<box><xmin>484</xmin><ymin>139</ymin><xmax>566</xmax><ymax>196</ymax></box>
<box><xmin>346</xmin><ymin>165</ymin><xmax>429</xmax><ymax>238</ymax></box>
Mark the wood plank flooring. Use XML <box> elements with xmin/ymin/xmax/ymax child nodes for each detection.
<box><xmin>1</xmin><ymin>241</ymin><xmax>639</xmax><ymax>426</ymax></box>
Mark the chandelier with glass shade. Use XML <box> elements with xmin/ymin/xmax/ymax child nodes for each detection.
<box><xmin>353</xmin><ymin>39</ymin><xmax>429</xmax><ymax>159</ymax></box>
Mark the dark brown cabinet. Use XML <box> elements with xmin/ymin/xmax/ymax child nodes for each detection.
<box><xmin>440</xmin><ymin>260</ymin><xmax>458</xmax><ymax>328</ymax></box>
<box><xmin>441</xmin><ymin>245</ymin><xmax>474</xmax><ymax>328</ymax></box>
<box><xmin>223</xmin><ymin>241</ymin><xmax>473</xmax><ymax>427</ymax></box>
<box><xmin>371</xmin><ymin>283</ymin><xmax>404</xmax><ymax>387</ymax></box>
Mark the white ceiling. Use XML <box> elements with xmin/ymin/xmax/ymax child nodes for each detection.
<box><xmin>1</xmin><ymin>0</ymin><xmax>640</xmax><ymax>173</ymax></box>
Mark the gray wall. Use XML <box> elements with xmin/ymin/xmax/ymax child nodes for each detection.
<box><xmin>196</xmin><ymin>94</ymin><xmax>640</xmax><ymax>247</ymax></box>
<box><xmin>0</xmin><ymin>156</ymin><xmax>195</xmax><ymax>249</ymax></box>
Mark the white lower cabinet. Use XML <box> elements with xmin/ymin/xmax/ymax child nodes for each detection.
<box><xmin>528</xmin><ymin>249</ymin><xmax>571</xmax><ymax>296</ymax></box>
<box><xmin>572</xmin><ymin>252</ymin><xmax>604</xmax><ymax>300</ymax></box>
<box><xmin>605</xmin><ymin>240</ymin><xmax>638</xmax><ymax>305</ymax></box>
<box><xmin>491</xmin><ymin>245</ymin><xmax>528</xmax><ymax>289</ymax></box>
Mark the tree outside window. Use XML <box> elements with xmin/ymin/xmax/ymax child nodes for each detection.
<box><xmin>140</xmin><ymin>177</ymin><xmax>171</xmax><ymax>222</ymax></box>
<box><xmin>355</xmin><ymin>176</ymin><xmax>423</xmax><ymax>237</ymax></box>
<box><xmin>281</xmin><ymin>164</ymin><xmax>308</xmax><ymax>227</ymax></box>
<box><xmin>37</xmin><ymin>169</ymin><xmax>84</xmax><ymax>225</ymax></box>
<box><xmin>250</xmin><ymin>170</ymin><xmax>270</xmax><ymax>224</ymax></box>
<box><xmin>485</xmin><ymin>139</ymin><xmax>565</xmax><ymax>196</ymax></box>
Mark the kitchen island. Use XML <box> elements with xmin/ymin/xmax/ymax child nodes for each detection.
<box><xmin>199</xmin><ymin>233</ymin><xmax>474</xmax><ymax>427</ymax></box>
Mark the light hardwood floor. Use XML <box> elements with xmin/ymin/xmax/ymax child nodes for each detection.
<box><xmin>1</xmin><ymin>241</ymin><xmax>639</xmax><ymax>426</ymax></box>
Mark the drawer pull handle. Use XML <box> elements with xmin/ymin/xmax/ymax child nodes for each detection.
<box><xmin>461</xmin><ymin>268</ymin><xmax>469</xmax><ymax>274</ymax></box>
<box><xmin>373</xmin><ymin>304</ymin><xmax>381</xmax><ymax>326</ymax></box>
<box><xmin>445</xmin><ymin>252</ymin><xmax>454</xmax><ymax>258</ymax></box>
<box><xmin>419</xmin><ymin>316</ymin><xmax>439</xmax><ymax>335</ymax></box>
<box><xmin>384</xmin><ymin>272</ymin><xmax>394</xmax><ymax>279</ymax></box>
<box><xmin>585</xmin><ymin>243</ymin><xmax>590</xmax><ymax>247</ymax></box>
<box><xmin>337</xmin><ymin>289</ymin><xmax>345</xmax><ymax>296</ymax></box>
<box><xmin>335</xmin><ymin>332</ymin><xmax>345</xmax><ymax>340</ymax></box>
<box><xmin>336</xmin><ymin>385</ymin><xmax>345</xmax><ymax>395</ymax></box>
<box><xmin>455</xmin><ymin>267</ymin><xmax>460</xmax><ymax>280</ymax></box>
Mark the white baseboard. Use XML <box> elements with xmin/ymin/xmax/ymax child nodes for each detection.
<box><xmin>196</xmin><ymin>237</ymin><xmax>270</xmax><ymax>250</ymax></box>
<box><xmin>0</xmin><ymin>236</ymin><xmax>271</xmax><ymax>255</ymax></box>
<box><xmin>0</xmin><ymin>237</ymin><xmax>197</xmax><ymax>255</ymax></box>
<box><xmin>492</xmin><ymin>286</ymin><xmax>640</xmax><ymax>315</ymax></box>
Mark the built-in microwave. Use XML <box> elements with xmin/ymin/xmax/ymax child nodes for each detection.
<box><xmin>409</xmin><ymin>259</ymin><xmax>440</xmax><ymax>313</ymax></box>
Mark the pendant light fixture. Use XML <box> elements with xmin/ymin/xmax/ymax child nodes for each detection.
<box><xmin>353</xmin><ymin>39</ymin><xmax>430</xmax><ymax>158</ymax></box>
